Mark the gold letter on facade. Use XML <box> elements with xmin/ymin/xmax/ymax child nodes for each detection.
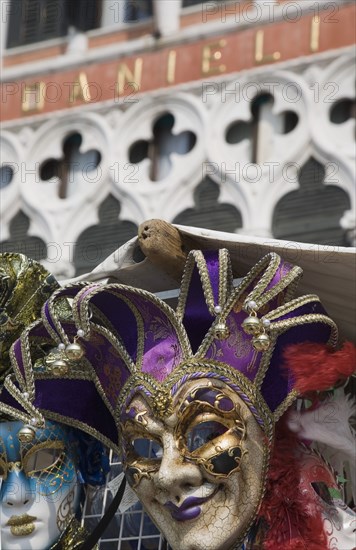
<box><xmin>255</xmin><ymin>30</ymin><xmax>281</xmax><ymax>64</ymax></box>
<box><xmin>69</xmin><ymin>73</ymin><xmax>91</xmax><ymax>103</ymax></box>
<box><xmin>201</xmin><ymin>40</ymin><xmax>226</xmax><ymax>75</ymax></box>
<box><xmin>117</xmin><ymin>58</ymin><xmax>143</xmax><ymax>96</ymax></box>
<box><xmin>21</xmin><ymin>82</ymin><xmax>45</xmax><ymax>113</ymax></box>
<box><xmin>166</xmin><ymin>50</ymin><xmax>177</xmax><ymax>84</ymax></box>
<box><xmin>310</xmin><ymin>16</ymin><xmax>321</xmax><ymax>52</ymax></box>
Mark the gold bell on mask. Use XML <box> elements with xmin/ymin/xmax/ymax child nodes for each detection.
<box><xmin>242</xmin><ymin>300</ymin><xmax>262</xmax><ymax>335</ymax></box>
<box><xmin>52</xmin><ymin>358</ymin><xmax>69</xmax><ymax>376</ymax></box>
<box><xmin>242</xmin><ymin>315</ymin><xmax>261</xmax><ymax>335</ymax></box>
<box><xmin>65</xmin><ymin>342</ymin><xmax>84</xmax><ymax>360</ymax></box>
<box><xmin>252</xmin><ymin>332</ymin><xmax>271</xmax><ymax>352</ymax></box>
<box><xmin>214</xmin><ymin>321</ymin><xmax>230</xmax><ymax>340</ymax></box>
<box><xmin>18</xmin><ymin>424</ymin><xmax>36</xmax><ymax>442</ymax></box>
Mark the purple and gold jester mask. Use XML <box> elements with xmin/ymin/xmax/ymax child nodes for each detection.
<box><xmin>0</xmin><ymin>250</ymin><xmax>338</xmax><ymax>550</ymax></box>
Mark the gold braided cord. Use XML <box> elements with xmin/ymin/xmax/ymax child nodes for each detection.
<box><xmin>177</xmin><ymin>248</ymin><xmax>233</xmax><ymax>318</ymax></box>
<box><xmin>189</xmin><ymin>250</ymin><xmax>216</xmax><ymax>315</ymax></box>
<box><xmin>71</xmin><ymin>283</ymin><xmax>102</xmax><ymax>334</ymax></box>
<box><xmin>263</xmin><ymin>294</ymin><xmax>321</xmax><ymax>321</ymax></box>
<box><xmin>176</xmin><ymin>250</ymin><xmax>196</xmax><ymax>319</ymax></box>
<box><xmin>241</xmin><ymin>253</ymin><xmax>280</xmax><ymax>306</ymax></box>
<box><xmin>41</xmin><ymin>283</ymin><xmax>87</xmax><ymax>345</ymax></box>
<box><xmin>255</xmin><ymin>265</ymin><xmax>303</xmax><ymax>310</ymax></box>
<box><xmin>270</xmin><ymin>313</ymin><xmax>338</xmax><ymax>347</ymax></box>
<box><xmin>218</xmin><ymin>248</ymin><xmax>233</xmax><ymax>308</ymax></box>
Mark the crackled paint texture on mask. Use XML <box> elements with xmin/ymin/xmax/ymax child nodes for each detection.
<box><xmin>121</xmin><ymin>378</ymin><xmax>268</xmax><ymax>550</ymax></box>
<box><xmin>0</xmin><ymin>420</ymin><xmax>80</xmax><ymax>550</ymax></box>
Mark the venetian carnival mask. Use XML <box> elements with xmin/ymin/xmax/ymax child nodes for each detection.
<box><xmin>122</xmin><ymin>377</ymin><xmax>267</xmax><ymax>550</ymax></box>
<box><xmin>0</xmin><ymin>253</ymin><xmax>112</xmax><ymax>549</ymax></box>
<box><xmin>0</xmin><ymin>420</ymin><xmax>80</xmax><ymax>550</ymax></box>
<box><xmin>0</xmin><ymin>249</ymin><xmax>339</xmax><ymax>549</ymax></box>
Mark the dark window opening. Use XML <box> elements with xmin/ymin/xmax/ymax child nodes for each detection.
<box><xmin>330</xmin><ymin>98</ymin><xmax>356</xmax><ymax>126</ymax></box>
<box><xmin>74</xmin><ymin>194</ymin><xmax>137</xmax><ymax>276</ymax></box>
<box><xmin>173</xmin><ymin>177</ymin><xmax>242</xmax><ymax>233</ymax></box>
<box><xmin>0</xmin><ymin>165</ymin><xmax>14</xmax><ymax>190</ymax></box>
<box><xmin>124</xmin><ymin>0</ymin><xmax>153</xmax><ymax>22</ymax></box>
<box><xmin>226</xmin><ymin>93</ymin><xmax>298</xmax><ymax>164</ymax></box>
<box><xmin>7</xmin><ymin>0</ymin><xmax>102</xmax><ymax>49</ymax></box>
<box><xmin>272</xmin><ymin>157</ymin><xmax>351</xmax><ymax>246</ymax></box>
<box><xmin>129</xmin><ymin>112</ymin><xmax>196</xmax><ymax>181</ymax></box>
<box><xmin>40</xmin><ymin>132</ymin><xmax>101</xmax><ymax>199</ymax></box>
<box><xmin>0</xmin><ymin>210</ymin><xmax>47</xmax><ymax>261</ymax></box>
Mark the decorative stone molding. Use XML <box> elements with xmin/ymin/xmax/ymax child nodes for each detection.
<box><xmin>1</xmin><ymin>50</ymin><xmax>354</xmax><ymax>275</ymax></box>
<box><xmin>312</xmin><ymin>54</ymin><xmax>355</xmax><ymax>158</ymax></box>
<box><xmin>0</xmin><ymin>130</ymin><xmax>23</xmax><ymax>240</ymax></box>
<box><xmin>20</xmin><ymin>113</ymin><xmax>112</xmax><ymax>276</ymax></box>
<box><xmin>113</xmin><ymin>92</ymin><xmax>207</xmax><ymax>222</ymax></box>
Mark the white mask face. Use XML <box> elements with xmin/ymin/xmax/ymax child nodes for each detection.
<box><xmin>121</xmin><ymin>378</ymin><xmax>268</xmax><ymax>550</ymax></box>
<box><xmin>0</xmin><ymin>420</ymin><xmax>80</xmax><ymax>550</ymax></box>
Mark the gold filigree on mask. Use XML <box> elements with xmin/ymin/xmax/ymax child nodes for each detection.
<box><xmin>126</xmin><ymin>461</ymin><xmax>161</xmax><ymax>488</ymax></box>
<box><xmin>56</xmin><ymin>488</ymin><xmax>77</xmax><ymax>533</ymax></box>
<box><xmin>7</xmin><ymin>461</ymin><xmax>22</xmax><ymax>473</ymax></box>
<box><xmin>152</xmin><ymin>389</ymin><xmax>173</xmax><ymax>418</ymax></box>
<box><xmin>122</xmin><ymin>417</ymin><xmax>163</xmax><ymax>488</ymax></box>
<box><xmin>18</xmin><ymin>425</ymin><xmax>76</xmax><ymax>496</ymax></box>
<box><xmin>175</xmin><ymin>384</ymin><xmax>247</xmax><ymax>478</ymax></box>
<box><xmin>22</xmin><ymin>440</ymin><xmax>65</xmax><ymax>477</ymax></box>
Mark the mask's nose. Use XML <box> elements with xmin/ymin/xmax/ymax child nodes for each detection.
<box><xmin>154</xmin><ymin>435</ymin><xmax>204</xmax><ymax>504</ymax></box>
<box><xmin>1</xmin><ymin>467</ymin><xmax>35</xmax><ymax>508</ymax></box>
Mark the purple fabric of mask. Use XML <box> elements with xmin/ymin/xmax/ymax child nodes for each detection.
<box><xmin>204</xmin><ymin>312</ymin><xmax>260</xmax><ymax>382</ymax></box>
<box><xmin>34</xmin><ymin>379</ymin><xmax>118</xmax><ymax>444</ymax></box>
<box><xmin>183</xmin><ymin>251</ymin><xmax>220</xmax><ymax>353</ymax></box>
<box><xmin>83</xmin><ymin>332</ymin><xmax>131</xmax><ymax>409</ymax></box>
<box><xmin>124</xmin><ymin>293</ymin><xmax>185</xmax><ymax>382</ymax></box>
<box><xmin>12</xmin><ymin>324</ymin><xmax>49</xmax><ymax>383</ymax></box>
<box><xmin>0</xmin><ymin>385</ymin><xmax>30</xmax><ymax>416</ymax></box>
<box><xmin>89</xmin><ymin>290</ymin><xmax>139</xmax><ymax>363</ymax></box>
<box><xmin>12</xmin><ymin>338</ymin><xmax>26</xmax><ymax>381</ymax></box>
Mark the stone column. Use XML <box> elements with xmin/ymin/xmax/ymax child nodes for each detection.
<box><xmin>153</xmin><ymin>0</ymin><xmax>182</xmax><ymax>37</ymax></box>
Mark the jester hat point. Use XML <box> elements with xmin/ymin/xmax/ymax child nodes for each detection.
<box><xmin>0</xmin><ymin>249</ymin><xmax>346</xmax><ymax>452</ymax></box>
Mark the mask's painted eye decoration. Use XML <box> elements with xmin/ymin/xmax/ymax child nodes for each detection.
<box><xmin>23</xmin><ymin>442</ymin><xmax>65</xmax><ymax>476</ymax></box>
<box><xmin>132</xmin><ymin>439</ymin><xmax>163</xmax><ymax>460</ymax></box>
<box><xmin>186</xmin><ymin>421</ymin><xmax>228</xmax><ymax>452</ymax></box>
<box><xmin>180</xmin><ymin>388</ymin><xmax>235</xmax><ymax>414</ymax></box>
<box><xmin>311</xmin><ymin>481</ymin><xmax>335</xmax><ymax>507</ymax></box>
<box><xmin>176</xmin><ymin>384</ymin><xmax>247</xmax><ymax>478</ymax></box>
<box><xmin>208</xmin><ymin>446</ymin><xmax>243</xmax><ymax>476</ymax></box>
<box><xmin>125</xmin><ymin>439</ymin><xmax>163</xmax><ymax>489</ymax></box>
